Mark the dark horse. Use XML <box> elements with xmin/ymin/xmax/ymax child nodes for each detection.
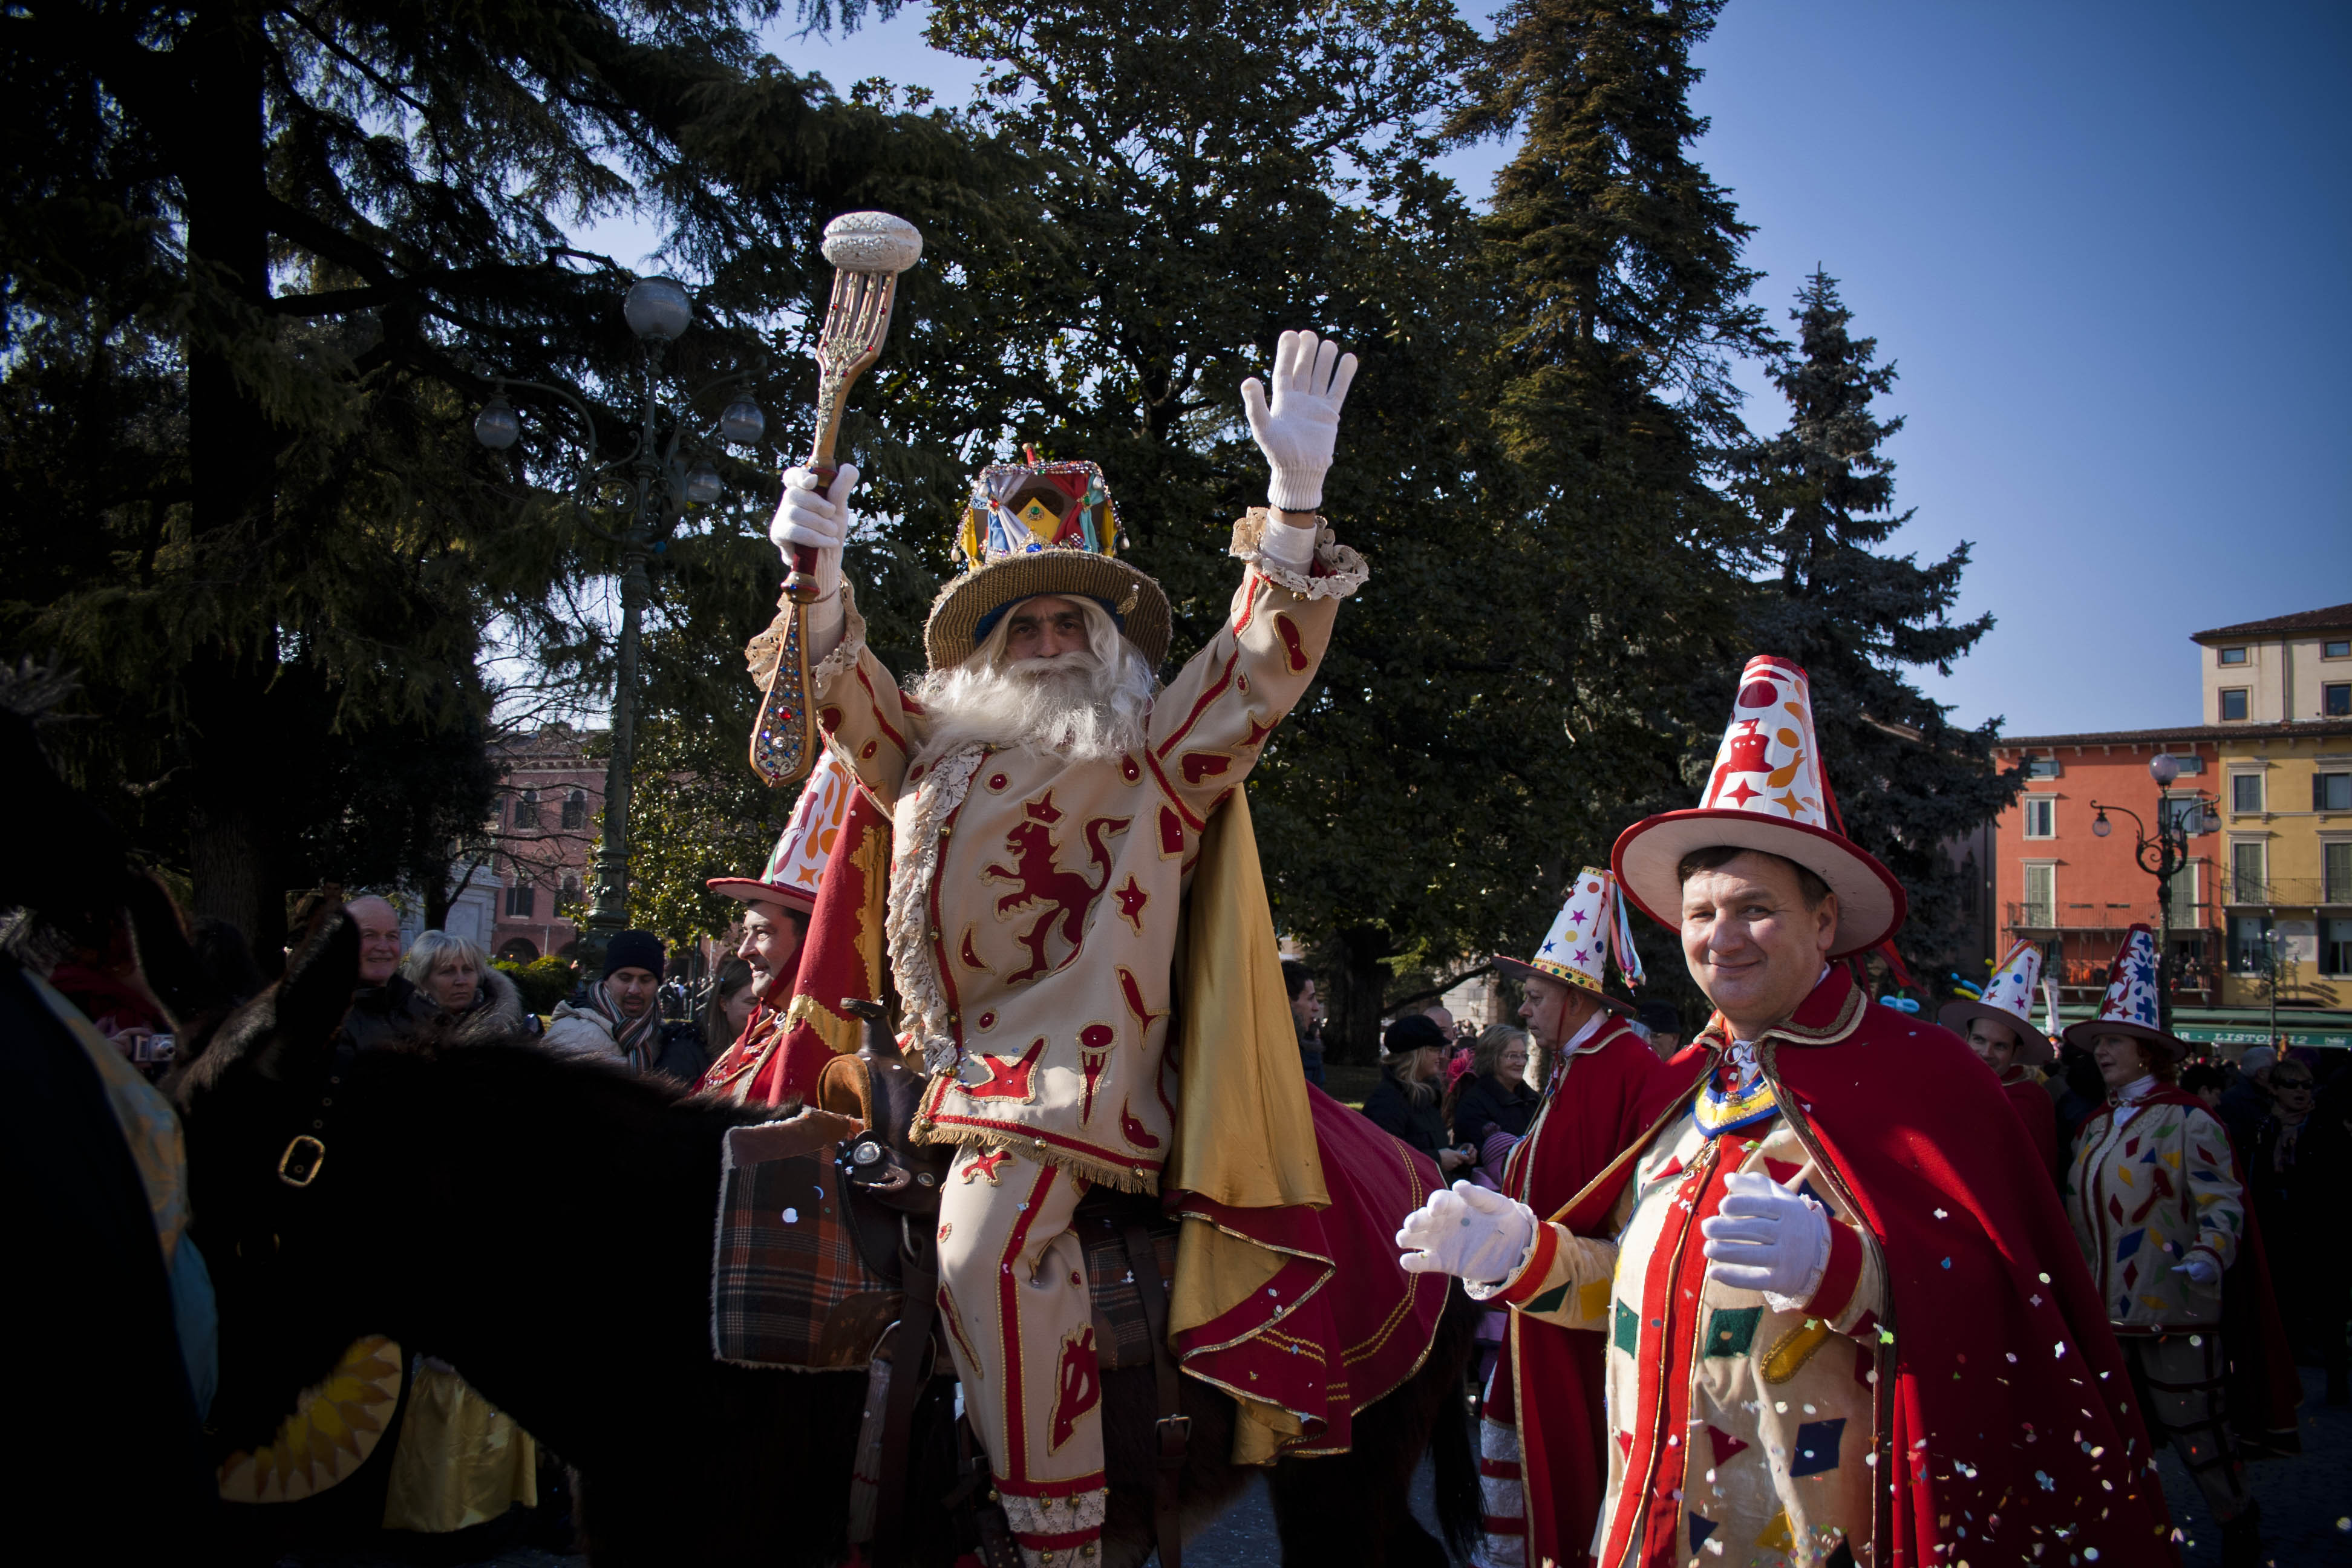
<box><xmin>172</xmin><ymin>913</ymin><xmax>1478</xmax><ymax>1567</ymax></box>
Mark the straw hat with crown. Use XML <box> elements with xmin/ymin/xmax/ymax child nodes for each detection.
<box><xmin>1612</xmin><ymin>655</ymin><xmax>1907</xmax><ymax>959</ymax></box>
<box><xmin>1494</xmin><ymin>866</ymin><xmax>1644</xmax><ymax>1019</ymax></box>
<box><xmin>2061</xmin><ymin>924</ymin><xmax>2184</xmax><ymax>1062</ymax></box>
<box><xmin>1938</xmin><ymin>938</ymin><xmax>2054</xmax><ymax>1066</ymax></box>
<box><xmin>921</xmin><ymin>449</ymin><xmax>1172</xmax><ymax>673</ymax></box>
<box><xmin>705</xmin><ymin>746</ymin><xmax>855</xmax><ymax>917</ymax></box>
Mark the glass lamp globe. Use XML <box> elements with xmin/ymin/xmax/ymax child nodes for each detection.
<box><xmin>684</xmin><ymin>463</ymin><xmax>723</xmax><ymax>506</ymax></box>
<box><xmin>473</xmin><ymin>399</ymin><xmax>521</xmax><ymax>451</ymax></box>
<box><xmin>2148</xmin><ymin>753</ymin><xmax>2181</xmax><ymax>786</ymax></box>
<box><xmin>2092</xmin><ymin>813</ymin><xmax>2112</xmax><ymax>838</ymax></box>
<box><xmin>720</xmin><ymin>399</ymin><xmax>766</xmax><ymax>446</ymax></box>
<box><xmin>623</xmin><ymin>276</ymin><xmax>693</xmax><ymax>342</ymax></box>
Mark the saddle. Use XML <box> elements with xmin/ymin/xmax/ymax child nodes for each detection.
<box><xmin>816</xmin><ymin>1001</ymin><xmax>1189</xmax><ymax>1568</ymax></box>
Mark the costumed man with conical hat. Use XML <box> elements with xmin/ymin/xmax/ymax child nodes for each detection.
<box><xmin>1474</xmin><ymin>869</ymin><xmax>1675</xmax><ymax>1568</ymax></box>
<box><xmin>1939</xmin><ymin>936</ymin><xmax>2062</xmax><ymax>1182</ymax></box>
<box><xmin>2061</xmin><ymin>924</ymin><xmax>2290</xmax><ymax>1566</ymax></box>
<box><xmin>768</xmin><ymin>331</ymin><xmax>1366</xmax><ymax>1567</ymax></box>
<box><xmin>1398</xmin><ymin>656</ymin><xmax>2176</xmax><ymax>1568</ymax></box>
<box><xmin>697</xmin><ymin>748</ymin><xmax>854</xmax><ymax>1105</ymax></box>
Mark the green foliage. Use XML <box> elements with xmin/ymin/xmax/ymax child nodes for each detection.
<box><xmin>497</xmin><ymin>955</ymin><xmax>580</xmax><ymax>1014</ymax></box>
<box><xmin>624</xmin><ymin>703</ymin><xmax>800</xmax><ymax>946</ymax></box>
<box><xmin>1726</xmin><ymin>271</ymin><xmax>2020</xmax><ymax>985</ymax></box>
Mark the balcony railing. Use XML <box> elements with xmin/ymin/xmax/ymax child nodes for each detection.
<box><xmin>2005</xmin><ymin>900</ymin><xmax>2209</xmax><ymax>933</ymax></box>
<box><xmin>2223</xmin><ymin>875</ymin><xmax>2344</xmax><ymax>907</ymax></box>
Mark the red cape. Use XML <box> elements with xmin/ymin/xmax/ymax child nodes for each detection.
<box><xmin>1555</xmin><ymin>968</ymin><xmax>2177</xmax><ymax>1568</ymax></box>
<box><xmin>1491</xmin><ymin>1017</ymin><xmax>1674</xmax><ymax>1568</ymax></box>
<box><xmin>2001</xmin><ymin>1070</ymin><xmax>2061</xmax><ymax>1185</ymax></box>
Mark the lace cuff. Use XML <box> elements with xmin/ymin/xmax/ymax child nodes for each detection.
<box><xmin>1227</xmin><ymin>508</ymin><xmax>1370</xmax><ymax>601</ymax></box>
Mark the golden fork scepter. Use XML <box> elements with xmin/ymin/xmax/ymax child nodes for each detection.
<box><xmin>783</xmin><ymin>211</ymin><xmax>925</xmax><ymax>603</ymax></box>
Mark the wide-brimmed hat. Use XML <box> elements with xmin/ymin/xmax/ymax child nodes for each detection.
<box><xmin>1939</xmin><ymin>937</ymin><xmax>2054</xmax><ymax>1066</ymax></box>
<box><xmin>1613</xmin><ymin>655</ymin><xmax>1907</xmax><ymax>960</ymax></box>
<box><xmin>706</xmin><ymin>747</ymin><xmax>854</xmax><ymax>918</ymax></box>
<box><xmin>2062</xmin><ymin>924</ymin><xmax>2186</xmax><ymax>1061</ymax></box>
<box><xmin>923</xmin><ymin>456</ymin><xmax>1171</xmax><ymax>671</ymax></box>
<box><xmin>1493</xmin><ymin>866</ymin><xmax>1641</xmax><ymax>1019</ymax></box>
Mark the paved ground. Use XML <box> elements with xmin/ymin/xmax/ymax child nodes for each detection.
<box><xmin>284</xmin><ymin>1370</ymin><xmax>2350</xmax><ymax>1567</ymax></box>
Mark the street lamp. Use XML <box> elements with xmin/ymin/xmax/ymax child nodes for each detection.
<box><xmin>472</xmin><ymin>277</ymin><xmax>766</xmax><ymax>956</ymax></box>
<box><xmin>2088</xmin><ymin>751</ymin><xmax>2221</xmax><ymax>1030</ymax></box>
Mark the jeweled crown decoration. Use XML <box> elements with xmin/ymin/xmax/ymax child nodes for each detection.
<box><xmin>1699</xmin><ymin>655</ymin><xmax>1829</xmax><ymax>828</ymax></box>
<box><xmin>956</xmin><ymin>456</ymin><xmax>1120</xmax><ymax>572</ymax></box>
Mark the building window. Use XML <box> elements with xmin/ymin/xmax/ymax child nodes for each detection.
<box><xmin>2327</xmin><ymin>841</ymin><xmax>2352</xmax><ymax>904</ymax></box>
<box><xmin>2230</xmin><ymin>841</ymin><xmax>2267</xmax><ymax>904</ymax></box>
<box><xmin>2326</xmin><ymin>918</ymin><xmax>2352</xmax><ymax>976</ymax></box>
<box><xmin>2230</xmin><ymin>773</ymin><xmax>2264</xmax><ymax>814</ymax></box>
<box><xmin>2022</xmin><ymin>797</ymin><xmax>2056</xmax><ymax>839</ymax></box>
<box><xmin>505</xmin><ymin>881</ymin><xmax>537</xmax><ymax>918</ymax></box>
<box><xmin>2325</xmin><ymin>639</ymin><xmax>2351</xmax><ymax>659</ymax></box>
<box><xmin>2163</xmin><ymin>862</ymin><xmax>2199</xmax><ymax>927</ymax></box>
<box><xmin>561</xmin><ymin>876</ymin><xmax>583</xmax><ymax>904</ymax></box>
<box><xmin>2229</xmin><ymin>914</ymin><xmax>2275</xmax><ymax>972</ymax></box>
<box><xmin>2217</xmin><ymin>646</ymin><xmax>2248</xmax><ymax>665</ymax></box>
<box><xmin>2218</xmin><ymin>688</ymin><xmax>2249</xmax><ymax>722</ymax></box>
<box><xmin>562</xmin><ymin>789</ymin><xmax>587</xmax><ymax>829</ymax></box>
<box><xmin>2022</xmin><ymin>863</ymin><xmax>2056</xmax><ymax>927</ymax></box>
<box><xmin>2022</xmin><ymin>755</ymin><xmax>2062</xmax><ymax>780</ymax></box>
<box><xmin>2317</xmin><ymin>773</ymin><xmax>2352</xmax><ymax>813</ymax></box>
<box><xmin>2325</xmin><ymin>682</ymin><xmax>2351</xmax><ymax>717</ymax></box>
<box><xmin>2161</xmin><ymin>795</ymin><xmax>2209</xmax><ymax>836</ymax></box>
<box><xmin>514</xmin><ymin>789</ymin><xmax>540</xmax><ymax>829</ymax></box>
<box><xmin>2158</xmin><ymin>753</ymin><xmax>2204</xmax><ymax>776</ymax></box>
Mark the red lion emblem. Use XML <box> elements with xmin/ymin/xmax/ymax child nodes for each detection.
<box><xmin>982</xmin><ymin>815</ymin><xmax>1131</xmax><ymax>984</ymax></box>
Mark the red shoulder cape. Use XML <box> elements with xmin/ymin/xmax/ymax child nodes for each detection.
<box><xmin>1492</xmin><ymin>1018</ymin><xmax>1676</xmax><ymax>1568</ymax></box>
<box><xmin>2000</xmin><ymin>1070</ymin><xmax>2061</xmax><ymax>1184</ymax></box>
<box><xmin>1555</xmin><ymin>969</ymin><xmax>2177</xmax><ymax>1568</ymax></box>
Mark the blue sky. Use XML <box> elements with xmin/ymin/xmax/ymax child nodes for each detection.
<box><xmin>607</xmin><ymin>0</ymin><xmax>2351</xmax><ymax>738</ymax></box>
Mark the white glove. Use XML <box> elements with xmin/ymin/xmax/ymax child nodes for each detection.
<box><xmin>1241</xmin><ymin>330</ymin><xmax>1358</xmax><ymax>513</ymax></box>
<box><xmin>768</xmin><ymin>463</ymin><xmax>859</xmax><ymax>603</ymax></box>
<box><xmin>2173</xmin><ymin>1253</ymin><xmax>2223</xmax><ymax>1292</ymax></box>
<box><xmin>1396</xmin><ymin>1180</ymin><xmax>1537</xmax><ymax>1284</ymax></box>
<box><xmin>1700</xmin><ymin>1169</ymin><xmax>1831</xmax><ymax>1303</ymax></box>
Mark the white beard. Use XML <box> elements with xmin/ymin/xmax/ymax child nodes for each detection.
<box><xmin>912</xmin><ymin>647</ymin><xmax>1155</xmax><ymax>768</ymax></box>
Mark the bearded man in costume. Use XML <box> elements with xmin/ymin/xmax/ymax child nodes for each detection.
<box><xmin>1399</xmin><ymin>656</ymin><xmax>2175</xmax><ymax>1568</ymax></box>
<box><xmin>769</xmin><ymin>330</ymin><xmax>1365</xmax><ymax>1568</ymax></box>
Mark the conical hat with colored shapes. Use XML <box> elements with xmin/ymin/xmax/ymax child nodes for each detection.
<box><xmin>1938</xmin><ymin>938</ymin><xmax>2053</xmax><ymax>1065</ymax></box>
<box><xmin>706</xmin><ymin>748</ymin><xmax>854</xmax><ymax>917</ymax></box>
<box><xmin>1612</xmin><ymin>655</ymin><xmax>1906</xmax><ymax>959</ymax></box>
<box><xmin>2061</xmin><ymin>923</ymin><xmax>2185</xmax><ymax>1060</ymax></box>
<box><xmin>1493</xmin><ymin>867</ymin><xmax>1641</xmax><ymax>1018</ymax></box>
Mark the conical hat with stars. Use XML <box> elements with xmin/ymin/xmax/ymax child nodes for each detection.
<box><xmin>1612</xmin><ymin>655</ymin><xmax>1906</xmax><ymax>960</ymax></box>
<box><xmin>1493</xmin><ymin>866</ymin><xmax>1641</xmax><ymax>1018</ymax></box>
<box><xmin>2060</xmin><ymin>924</ymin><xmax>2185</xmax><ymax>1060</ymax></box>
<box><xmin>705</xmin><ymin>746</ymin><xmax>854</xmax><ymax>918</ymax></box>
<box><xmin>1938</xmin><ymin>938</ymin><xmax>2053</xmax><ymax>1065</ymax></box>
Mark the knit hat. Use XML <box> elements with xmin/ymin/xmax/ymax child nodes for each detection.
<box><xmin>2237</xmin><ymin>1045</ymin><xmax>2276</xmax><ymax>1075</ymax></box>
<box><xmin>1938</xmin><ymin>938</ymin><xmax>2054</xmax><ymax>1067</ymax></box>
<box><xmin>1638</xmin><ymin>999</ymin><xmax>1683</xmax><ymax>1037</ymax></box>
<box><xmin>1380</xmin><ymin>1013</ymin><xmax>1448</xmax><ymax>1061</ymax></box>
<box><xmin>2060</xmin><ymin>924</ymin><xmax>2184</xmax><ymax>1062</ymax></box>
<box><xmin>923</xmin><ymin>454</ymin><xmax>1170</xmax><ymax>671</ymax></box>
<box><xmin>603</xmin><ymin>930</ymin><xmax>665</xmax><ymax>981</ymax></box>
<box><xmin>1613</xmin><ymin>655</ymin><xmax>1907</xmax><ymax>960</ymax></box>
<box><xmin>1493</xmin><ymin>866</ymin><xmax>1641</xmax><ymax>1019</ymax></box>
<box><xmin>707</xmin><ymin>747</ymin><xmax>852</xmax><ymax>918</ymax></box>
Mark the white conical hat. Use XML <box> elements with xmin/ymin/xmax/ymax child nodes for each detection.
<box><xmin>1938</xmin><ymin>938</ymin><xmax>2053</xmax><ymax>1065</ymax></box>
<box><xmin>1612</xmin><ymin>655</ymin><xmax>1906</xmax><ymax>959</ymax></box>
<box><xmin>1493</xmin><ymin>867</ymin><xmax>1641</xmax><ymax>1018</ymax></box>
<box><xmin>705</xmin><ymin>748</ymin><xmax>854</xmax><ymax>917</ymax></box>
<box><xmin>2061</xmin><ymin>924</ymin><xmax>2183</xmax><ymax>1060</ymax></box>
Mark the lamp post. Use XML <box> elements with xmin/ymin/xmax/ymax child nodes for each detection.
<box><xmin>474</xmin><ymin>276</ymin><xmax>767</xmax><ymax>957</ymax></box>
<box><xmin>2089</xmin><ymin>751</ymin><xmax>2222</xmax><ymax>1032</ymax></box>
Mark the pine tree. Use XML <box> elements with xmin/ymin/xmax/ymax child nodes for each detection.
<box><xmin>1728</xmin><ymin>270</ymin><xmax>2020</xmax><ymax>986</ymax></box>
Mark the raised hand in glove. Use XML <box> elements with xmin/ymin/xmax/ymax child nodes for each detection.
<box><xmin>1242</xmin><ymin>329</ymin><xmax>1358</xmax><ymax>514</ymax></box>
<box><xmin>768</xmin><ymin>463</ymin><xmax>860</xmax><ymax>604</ymax></box>
<box><xmin>2173</xmin><ymin>1253</ymin><xmax>2223</xmax><ymax>1292</ymax></box>
<box><xmin>1396</xmin><ymin>1180</ymin><xmax>1537</xmax><ymax>1284</ymax></box>
<box><xmin>1700</xmin><ymin>1169</ymin><xmax>1831</xmax><ymax>1303</ymax></box>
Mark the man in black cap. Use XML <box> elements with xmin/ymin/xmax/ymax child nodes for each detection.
<box><xmin>544</xmin><ymin>930</ymin><xmax>670</xmax><ymax>1073</ymax></box>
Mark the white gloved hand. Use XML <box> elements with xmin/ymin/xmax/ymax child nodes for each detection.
<box><xmin>768</xmin><ymin>463</ymin><xmax>859</xmax><ymax>603</ymax></box>
<box><xmin>1396</xmin><ymin>1180</ymin><xmax>1537</xmax><ymax>1284</ymax></box>
<box><xmin>1241</xmin><ymin>329</ymin><xmax>1358</xmax><ymax>514</ymax></box>
<box><xmin>2173</xmin><ymin>1253</ymin><xmax>2223</xmax><ymax>1292</ymax></box>
<box><xmin>1700</xmin><ymin>1169</ymin><xmax>1831</xmax><ymax>1302</ymax></box>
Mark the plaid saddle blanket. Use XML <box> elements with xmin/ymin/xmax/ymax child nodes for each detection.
<box><xmin>711</xmin><ymin>1111</ymin><xmax>1175</xmax><ymax>1371</ymax></box>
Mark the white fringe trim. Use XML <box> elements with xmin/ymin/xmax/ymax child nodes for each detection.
<box><xmin>885</xmin><ymin>745</ymin><xmax>986</xmax><ymax>1076</ymax></box>
<box><xmin>1227</xmin><ymin>508</ymin><xmax>1370</xmax><ymax>601</ymax></box>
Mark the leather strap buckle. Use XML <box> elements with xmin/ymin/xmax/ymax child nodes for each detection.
<box><xmin>276</xmin><ymin>1134</ymin><xmax>326</xmax><ymax>1187</ymax></box>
